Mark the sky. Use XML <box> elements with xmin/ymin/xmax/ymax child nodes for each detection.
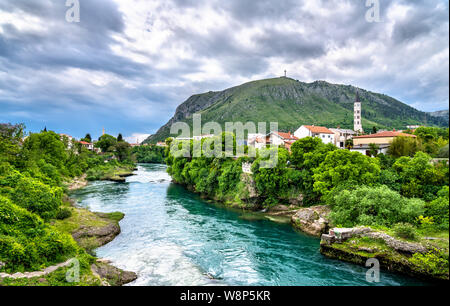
<box><xmin>0</xmin><ymin>0</ymin><xmax>448</xmax><ymax>142</ymax></box>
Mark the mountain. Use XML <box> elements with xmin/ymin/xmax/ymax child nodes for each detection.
<box><xmin>144</xmin><ymin>77</ymin><xmax>448</xmax><ymax>143</ymax></box>
<box><xmin>428</xmin><ymin>110</ymin><xmax>449</xmax><ymax>120</ymax></box>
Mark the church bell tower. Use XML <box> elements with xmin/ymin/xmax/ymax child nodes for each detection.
<box><xmin>354</xmin><ymin>91</ymin><xmax>363</xmax><ymax>133</ymax></box>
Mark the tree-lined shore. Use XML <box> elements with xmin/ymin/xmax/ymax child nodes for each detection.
<box><xmin>0</xmin><ymin>124</ymin><xmax>137</xmax><ymax>286</ymax></box>
<box><xmin>165</xmin><ymin>127</ymin><xmax>449</xmax><ymax>281</ymax></box>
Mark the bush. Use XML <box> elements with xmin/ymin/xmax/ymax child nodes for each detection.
<box><xmin>11</xmin><ymin>175</ymin><xmax>63</xmax><ymax>221</ymax></box>
<box><xmin>56</xmin><ymin>207</ymin><xmax>72</xmax><ymax>220</ymax></box>
<box><xmin>313</xmin><ymin>150</ymin><xmax>380</xmax><ymax>197</ymax></box>
<box><xmin>330</xmin><ymin>185</ymin><xmax>425</xmax><ymax>227</ymax></box>
<box><xmin>393</xmin><ymin>223</ymin><xmax>418</xmax><ymax>240</ymax></box>
<box><xmin>0</xmin><ymin>196</ymin><xmax>77</xmax><ymax>272</ymax></box>
<box><xmin>410</xmin><ymin>249</ymin><xmax>449</xmax><ymax>277</ymax></box>
<box><xmin>425</xmin><ymin>186</ymin><xmax>449</xmax><ymax>230</ymax></box>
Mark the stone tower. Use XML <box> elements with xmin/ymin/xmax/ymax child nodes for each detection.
<box><xmin>354</xmin><ymin>91</ymin><xmax>363</xmax><ymax>133</ymax></box>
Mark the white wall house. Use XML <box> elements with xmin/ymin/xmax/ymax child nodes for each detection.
<box><xmin>267</xmin><ymin>132</ymin><xmax>298</xmax><ymax>148</ymax></box>
<box><xmin>79</xmin><ymin>141</ymin><xmax>94</xmax><ymax>151</ymax></box>
<box><xmin>248</xmin><ymin>136</ymin><xmax>266</xmax><ymax>149</ymax></box>
<box><xmin>294</xmin><ymin>125</ymin><xmax>334</xmax><ymax>145</ymax></box>
<box><xmin>193</xmin><ymin>134</ymin><xmax>214</xmax><ymax>141</ymax></box>
<box><xmin>329</xmin><ymin>128</ymin><xmax>356</xmax><ymax>149</ymax></box>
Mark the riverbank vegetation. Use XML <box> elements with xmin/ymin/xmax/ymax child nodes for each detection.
<box><xmin>132</xmin><ymin>145</ymin><xmax>166</xmax><ymax>163</ymax></box>
<box><xmin>0</xmin><ymin>123</ymin><xmax>137</xmax><ymax>285</ymax></box>
<box><xmin>165</xmin><ymin>128</ymin><xmax>449</xmax><ymax>280</ymax></box>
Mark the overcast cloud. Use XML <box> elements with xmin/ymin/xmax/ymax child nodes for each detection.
<box><xmin>0</xmin><ymin>0</ymin><xmax>448</xmax><ymax>140</ymax></box>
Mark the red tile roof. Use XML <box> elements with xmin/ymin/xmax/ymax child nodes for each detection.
<box><xmin>79</xmin><ymin>141</ymin><xmax>92</xmax><ymax>145</ymax></box>
<box><xmin>304</xmin><ymin>125</ymin><xmax>334</xmax><ymax>134</ymax></box>
<box><xmin>273</xmin><ymin>132</ymin><xmax>299</xmax><ymax>140</ymax></box>
<box><xmin>353</xmin><ymin>131</ymin><xmax>417</xmax><ymax>139</ymax></box>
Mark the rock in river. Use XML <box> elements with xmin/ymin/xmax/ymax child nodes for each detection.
<box><xmin>291</xmin><ymin>205</ymin><xmax>331</xmax><ymax>237</ymax></box>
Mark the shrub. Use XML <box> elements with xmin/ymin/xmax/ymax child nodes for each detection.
<box><xmin>0</xmin><ymin>196</ymin><xmax>77</xmax><ymax>272</ymax></box>
<box><xmin>11</xmin><ymin>175</ymin><xmax>62</xmax><ymax>221</ymax></box>
<box><xmin>393</xmin><ymin>223</ymin><xmax>418</xmax><ymax>240</ymax></box>
<box><xmin>313</xmin><ymin>150</ymin><xmax>380</xmax><ymax>198</ymax></box>
<box><xmin>410</xmin><ymin>249</ymin><xmax>449</xmax><ymax>277</ymax></box>
<box><xmin>56</xmin><ymin>207</ymin><xmax>72</xmax><ymax>220</ymax></box>
<box><xmin>330</xmin><ymin>185</ymin><xmax>425</xmax><ymax>227</ymax></box>
<box><xmin>425</xmin><ymin>186</ymin><xmax>449</xmax><ymax>230</ymax></box>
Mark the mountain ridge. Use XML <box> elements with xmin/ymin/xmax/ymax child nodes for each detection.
<box><xmin>144</xmin><ymin>77</ymin><xmax>448</xmax><ymax>143</ymax></box>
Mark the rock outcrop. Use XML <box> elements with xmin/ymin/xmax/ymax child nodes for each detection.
<box><xmin>91</xmin><ymin>260</ymin><xmax>137</xmax><ymax>286</ymax></box>
<box><xmin>291</xmin><ymin>205</ymin><xmax>331</xmax><ymax>237</ymax></box>
<box><xmin>321</xmin><ymin>227</ymin><xmax>429</xmax><ymax>255</ymax></box>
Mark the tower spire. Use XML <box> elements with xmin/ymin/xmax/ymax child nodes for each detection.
<box><xmin>354</xmin><ymin>90</ymin><xmax>363</xmax><ymax>133</ymax></box>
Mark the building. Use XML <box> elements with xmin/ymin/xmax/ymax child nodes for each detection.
<box><xmin>406</xmin><ymin>125</ymin><xmax>422</xmax><ymax>130</ymax></box>
<box><xmin>351</xmin><ymin>130</ymin><xmax>417</xmax><ymax>156</ymax></box>
<box><xmin>329</xmin><ymin>128</ymin><xmax>356</xmax><ymax>149</ymax></box>
<box><xmin>267</xmin><ymin>131</ymin><xmax>298</xmax><ymax>145</ymax></box>
<box><xmin>193</xmin><ymin>134</ymin><xmax>214</xmax><ymax>141</ymax></box>
<box><xmin>294</xmin><ymin>125</ymin><xmax>334</xmax><ymax>145</ymax></box>
<box><xmin>248</xmin><ymin>136</ymin><xmax>266</xmax><ymax>150</ymax></box>
<box><xmin>79</xmin><ymin>141</ymin><xmax>94</xmax><ymax>151</ymax></box>
<box><xmin>354</xmin><ymin>91</ymin><xmax>363</xmax><ymax>133</ymax></box>
<box><xmin>266</xmin><ymin>131</ymin><xmax>298</xmax><ymax>151</ymax></box>
<box><xmin>156</xmin><ymin>142</ymin><xmax>167</xmax><ymax>147</ymax></box>
<box><xmin>59</xmin><ymin>133</ymin><xmax>74</xmax><ymax>149</ymax></box>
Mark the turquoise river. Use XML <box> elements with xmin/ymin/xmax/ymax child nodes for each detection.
<box><xmin>71</xmin><ymin>164</ymin><xmax>427</xmax><ymax>286</ymax></box>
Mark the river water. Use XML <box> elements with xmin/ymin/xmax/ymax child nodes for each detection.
<box><xmin>71</xmin><ymin>164</ymin><xmax>427</xmax><ymax>286</ymax></box>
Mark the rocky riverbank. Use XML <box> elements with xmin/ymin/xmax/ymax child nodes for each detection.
<box><xmin>53</xmin><ymin>202</ymin><xmax>137</xmax><ymax>285</ymax></box>
<box><xmin>320</xmin><ymin>227</ymin><xmax>449</xmax><ymax>282</ymax></box>
<box><xmin>291</xmin><ymin>205</ymin><xmax>331</xmax><ymax>237</ymax></box>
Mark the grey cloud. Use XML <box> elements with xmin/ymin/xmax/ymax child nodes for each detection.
<box><xmin>0</xmin><ymin>0</ymin><xmax>448</xmax><ymax>139</ymax></box>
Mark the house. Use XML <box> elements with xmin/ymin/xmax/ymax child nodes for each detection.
<box><xmin>79</xmin><ymin>141</ymin><xmax>94</xmax><ymax>151</ymax></box>
<box><xmin>193</xmin><ymin>134</ymin><xmax>214</xmax><ymax>141</ymax></box>
<box><xmin>242</xmin><ymin>162</ymin><xmax>253</xmax><ymax>174</ymax></box>
<box><xmin>329</xmin><ymin>128</ymin><xmax>356</xmax><ymax>149</ymax></box>
<box><xmin>266</xmin><ymin>131</ymin><xmax>298</xmax><ymax>151</ymax></box>
<box><xmin>351</xmin><ymin>130</ymin><xmax>417</xmax><ymax>156</ymax></box>
<box><xmin>248</xmin><ymin>136</ymin><xmax>266</xmax><ymax>150</ymax></box>
<box><xmin>59</xmin><ymin>133</ymin><xmax>74</xmax><ymax>149</ymax></box>
<box><xmin>156</xmin><ymin>142</ymin><xmax>167</xmax><ymax>147</ymax></box>
<box><xmin>294</xmin><ymin>125</ymin><xmax>334</xmax><ymax>145</ymax></box>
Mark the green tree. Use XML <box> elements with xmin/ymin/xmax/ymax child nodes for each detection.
<box><xmin>345</xmin><ymin>138</ymin><xmax>354</xmax><ymax>149</ymax></box>
<box><xmin>368</xmin><ymin>143</ymin><xmax>380</xmax><ymax>157</ymax></box>
<box><xmin>95</xmin><ymin>134</ymin><xmax>117</xmax><ymax>153</ymax></box>
<box><xmin>117</xmin><ymin>133</ymin><xmax>124</xmax><ymax>142</ymax></box>
<box><xmin>313</xmin><ymin>150</ymin><xmax>380</xmax><ymax>198</ymax></box>
<box><xmin>392</xmin><ymin>152</ymin><xmax>446</xmax><ymax>200</ymax></box>
<box><xmin>114</xmin><ymin>141</ymin><xmax>131</xmax><ymax>162</ymax></box>
<box><xmin>330</xmin><ymin>185</ymin><xmax>425</xmax><ymax>227</ymax></box>
<box><xmin>81</xmin><ymin>133</ymin><xmax>92</xmax><ymax>143</ymax></box>
<box><xmin>0</xmin><ymin>123</ymin><xmax>24</xmax><ymax>166</ymax></box>
<box><xmin>387</xmin><ymin>136</ymin><xmax>423</xmax><ymax>158</ymax></box>
<box><xmin>425</xmin><ymin>186</ymin><xmax>449</xmax><ymax>230</ymax></box>
<box><xmin>290</xmin><ymin>137</ymin><xmax>324</xmax><ymax>168</ymax></box>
